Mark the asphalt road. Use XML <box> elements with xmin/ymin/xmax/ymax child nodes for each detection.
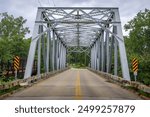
<box><xmin>5</xmin><ymin>68</ymin><xmax>141</xmax><ymax>100</ymax></box>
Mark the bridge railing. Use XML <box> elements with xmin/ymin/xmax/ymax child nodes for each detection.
<box><xmin>0</xmin><ymin>67</ymin><xmax>69</xmax><ymax>95</ymax></box>
<box><xmin>88</xmin><ymin>68</ymin><xmax>150</xmax><ymax>97</ymax></box>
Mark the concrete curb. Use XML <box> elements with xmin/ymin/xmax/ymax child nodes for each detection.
<box><xmin>88</xmin><ymin>68</ymin><xmax>150</xmax><ymax>99</ymax></box>
<box><xmin>0</xmin><ymin>68</ymin><xmax>69</xmax><ymax>99</ymax></box>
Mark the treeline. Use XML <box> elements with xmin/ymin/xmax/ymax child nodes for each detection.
<box><xmin>0</xmin><ymin>13</ymin><xmax>31</xmax><ymax>78</ymax></box>
<box><xmin>0</xmin><ymin>13</ymin><xmax>31</xmax><ymax>62</ymax></box>
<box><xmin>124</xmin><ymin>9</ymin><xmax>150</xmax><ymax>85</ymax></box>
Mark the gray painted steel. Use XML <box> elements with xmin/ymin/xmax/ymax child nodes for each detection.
<box><xmin>24</xmin><ymin>7</ymin><xmax>130</xmax><ymax>81</ymax></box>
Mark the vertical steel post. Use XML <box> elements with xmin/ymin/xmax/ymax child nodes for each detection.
<box><xmin>52</xmin><ymin>30</ymin><xmax>55</xmax><ymax>71</ymax></box>
<box><xmin>109</xmin><ymin>35</ymin><xmax>114</xmax><ymax>73</ymax></box>
<box><xmin>62</xmin><ymin>45</ymin><xmax>64</xmax><ymax>68</ymax></box>
<box><xmin>101</xmin><ymin>30</ymin><xmax>104</xmax><ymax>71</ymax></box>
<box><xmin>37</xmin><ymin>25</ymin><xmax>42</xmax><ymax>78</ymax></box>
<box><xmin>24</xmin><ymin>9</ymin><xmax>43</xmax><ymax>79</ymax></box>
<box><xmin>95</xmin><ymin>43</ymin><xmax>97</xmax><ymax>70</ymax></box>
<box><xmin>49</xmin><ymin>30</ymin><xmax>52</xmax><ymax>71</ymax></box>
<box><xmin>64</xmin><ymin>47</ymin><xmax>67</xmax><ymax>68</ymax></box>
<box><xmin>57</xmin><ymin>41</ymin><xmax>60</xmax><ymax>69</ymax></box>
<box><xmin>90</xmin><ymin>47</ymin><xmax>92</xmax><ymax>68</ymax></box>
<box><xmin>92</xmin><ymin>46</ymin><xmax>94</xmax><ymax>69</ymax></box>
<box><xmin>94</xmin><ymin>44</ymin><xmax>96</xmax><ymax>70</ymax></box>
<box><xmin>106</xmin><ymin>30</ymin><xmax>110</xmax><ymax>73</ymax></box>
<box><xmin>114</xmin><ymin>26</ymin><xmax>118</xmax><ymax>76</ymax></box>
<box><xmin>46</xmin><ymin>29</ymin><xmax>50</xmax><ymax>73</ymax></box>
<box><xmin>55</xmin><ymin>36</ymin><xmax>58</xmax><ymax>70</ymax></box>
<box><xmin>99</xmin><ymin>34</ymin><xmax>101</xmax><ymax>71</ymax></box>
<box><xmin>60</xmin><ymin>43</ymin><xmax>62</xmax><ymax>69</ymax></box>
<box><xmin>113</xmin><ymin>9</ymin><xmax>130</xmax><ymax>80</ymax></box>
<box><xmin>64</xmin><ymin>46</ymin><xmax>65</xmax><ymax>68</ymax></box>
<box><xmin>96</xmin><ymin>41</ymin><xmax>98</xmax><ymax>70</ymax></box>
<box><xmin>97</xmin><ymin>36</ymin><xmax>100</xmax><ymax>71</ymax></box>
<box><xmin>41</xmin><ymin>26</ymin><xmax>46</xmax><ymax>72</ymax></box>
<box><xmin>92</xmin><ymin>47</ymin><xmax>94</xmax><ymax>69</ymax></box>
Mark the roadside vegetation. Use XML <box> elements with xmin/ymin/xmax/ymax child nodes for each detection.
<box><xmin>124</xmin><ymin>9</ymin><xmax>150</xmax><ymax>85</ymax></box>
<box><xmin>0</xmin><ymin>12</ymin><xmax>31</xmax><ymax>84</ymax></box>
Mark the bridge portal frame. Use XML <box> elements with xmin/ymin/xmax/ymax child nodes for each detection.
<box><xmin>24</xmin><ymin>7</ymin><xmax>130</xmax><ymax>81</ymax></box>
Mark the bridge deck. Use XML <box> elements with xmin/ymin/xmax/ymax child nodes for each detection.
<box><xmin>5</xmin><ymin>69</ymin><xmax>141</xmax><ymax>100</ymax></box>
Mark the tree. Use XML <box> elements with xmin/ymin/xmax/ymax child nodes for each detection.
<box><xmin>0</xmin><ymin>12</ymin><xmax>30</xmax><ymax>62</ymax></box>
<box><xmin>124</xmin><ymin>9</ymin><xmax>150</xmax><ymax>85</ymax></box>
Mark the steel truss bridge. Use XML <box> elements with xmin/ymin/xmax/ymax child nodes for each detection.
<box><xmin>24</xmin><ymin>7</ymin><xmax>130</xmax><ymax>81</ymax></box>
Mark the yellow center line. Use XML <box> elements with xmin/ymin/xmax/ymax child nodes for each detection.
<box><xmin>75</xmin><ymin>71</ymin><xmax>82</xmax><ymax>100</ymax></box>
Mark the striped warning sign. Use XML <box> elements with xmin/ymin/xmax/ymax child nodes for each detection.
<box><xmin>132</xmin><ymin>58</ymin><xmax>138</xmax><ymax>72</ymax></box>
<box><xmin>14</xmin><ymin>56</ymin><xmax>20</xmax><ymax>71</ymax></box>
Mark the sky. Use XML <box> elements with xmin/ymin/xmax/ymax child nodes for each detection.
<box><xmin>0</xmin><ymin>0</ymin><xmax>150</xmax><ymax>37</ymax></box>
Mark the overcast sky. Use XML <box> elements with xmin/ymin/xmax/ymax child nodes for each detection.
<box><xmin>0</xmin><ymin>0</ymin><xmax>150</xmax><ymax>37</ymax></box>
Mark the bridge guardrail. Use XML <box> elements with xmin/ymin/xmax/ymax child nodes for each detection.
<box><xmin>0</xmin><ymin>67</ymin><xmax>69</xmax><ymax>92</ymax></box>
<box><xmin>0</xmin><ymin>80</ymin><xmax>22</xmax><ymax>90</ymax></box>
<box><xmin>88</xmin><ymin>68</ymin><xmax>150</xmax><ymax>95</ymax></box>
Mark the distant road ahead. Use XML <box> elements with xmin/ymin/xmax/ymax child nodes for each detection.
<box><xmin>5</xmin><ymin>69</ymin><xmax>141</xmax><ymax>100</ymax></box>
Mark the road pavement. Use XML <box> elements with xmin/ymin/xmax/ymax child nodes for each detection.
<box><xmin>5</xmin><ymin>68</ymin><xmax>141</xmax><ymax>100</ymax></box>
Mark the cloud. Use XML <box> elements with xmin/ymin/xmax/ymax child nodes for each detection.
<box><xmin>0</xmin><ymin>0</ymin><xmax>150</xmax><ymax>37</ymax></box>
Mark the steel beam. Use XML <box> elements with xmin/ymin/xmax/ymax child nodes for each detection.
<box><xmin>101</xmin><ymin>30</ymin><xmax>104</xmax><ymax>71</ymax></box>
<box><xmin>46</xmin><ymin>29</ymin><xmax>50</xmax><ymax>73</ymax></box>
<box><xmin>113</xmin><ymin>26</ymin><xmax>118</xmax><ymax>76</ymax></box>
<box><xmin>37</xmin><ymin>25</ymin><xmax>42</xmax><ymax>78</ymax></box>
<box><xmin>52</xmin><ymin>30</ymin><xmax>55</xmax><ymax>71</ymax></box>
<box><xmin>24</xmin><ymin>9</ymin><xmax>43</xmax><ymax>79</ymax></box>
<box><xmin>106</xmin><ymin>27</ymin><xmax>110</xmax><ymax>73</ymax></box>
<box><xmin>113</xmin><ymin>9</ymin><xmax>130</xmax><ymax>80</ymax></box>
<box><xmin>38</xmin><ymin>7</ymin><xmax>118</xmax><ymax>10</ymax></box>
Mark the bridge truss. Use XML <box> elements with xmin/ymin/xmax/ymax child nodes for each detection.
<box><xmin>24</xmin><ymin>7</ymin><xmax>130</xmax><ymax>80</ymax></box>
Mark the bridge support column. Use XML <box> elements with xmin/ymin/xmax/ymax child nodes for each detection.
<box><xmin>97</xmin><ymin>36</ymin><xmax>100</xmax><ymax>71</ymax></box>
<box><xmin>24</xmin><ymin>9</ymin><xmax>43</xmax><ymax>79</ymax></box>
<box><xmin>59</xmin><ymin>44</ymin><xmax>62</xmax><ymax>69</ymax></box>
<box><xmin>64</xmin><ymin>46</ymin><xmax>67</xmax><ymax>68</ymax></box>
<box><xmin>113</xmin><ymin>9</ymin><xmax>130</xmax><ymax>80</ymax></box>
<box><xmin>41</xmin><ymin>26</ymin><xmax>46</xmax><ymax>72</ymax></box>
<box><xmin>106</xmin><ymin>28</ymin><xmax>110</xmax><ymax>73</ymax></box>
<box><xmin>52</xmin><ymin>30</ymin><xmax>55</xmax><ymax>71</ymax></box>
<box><xmin>46</xmin><ymin>29</ymin><xmax>50</xmax><ymax>73</ymax></box>
<box><xmin>94</xmin><ymin>44</ymin><xmax>96</xmax><ymax>70</ymax></box>
<box><xmin>113</xmin><ymin>26</ymin><xmax>118</xmax><ymax>76</ymax></box>
<box><xmin>90</xmin><ymin>47</ymin><xmax>92</xmax><ymax>68</ymax></box>
<box><xmin>57</xmin><ymin>41</ymin><xmax>60</xmax><ymax>70</ymax></box>
<box><xmin>55</xmin><ymin>36</ymin><xmax>58</xmax><ymax>70</ymax></box>
<box><xmin>96</xmin><ymin>42</ymin><xmax>98</xmax><ymax>70</ymax></box>
<box><xmin>63</xmin><ymin>45</ymin><xmax>66</xmax><ymax>68</ymax></box>
<box><xmin>37</xmin><ymin>25</ymin><xmax>42</xmax><ymax>78</ymax></box>
<box><xmin>101</xmin><ymin>30</ymin><xmax>104</xmax><ymax>71</ymax></box>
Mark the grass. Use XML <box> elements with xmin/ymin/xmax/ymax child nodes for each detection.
<box><xmin>122</xmin><ymin>85</ymin><xmax>150</xmax><ymax>98</ymax></box>
<box><xmin>0</xmin><ymin>76</ymin><xmax>22</xmax><ymax>96</ymax></box>
<box><xmin>0</xmin><ymin>85</ymin><xmax>21</xmax><ymax>96</ymax></box>
<box><xmin>0</xmin><ymin>79</ymin><xmax>15</xmax><ymax>85</ymax></box>
<box><xmin>0</xmin><ymin>75</ymin><xmax>17</xmax><ymax>85</ymax></box>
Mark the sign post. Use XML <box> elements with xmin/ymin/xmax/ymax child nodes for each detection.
<box><xmin>132</xmin><ymin>58</ymin><xmax>138</xmax><ymax>81</ymax></box>
<box><xmin>13</xmin><ymin>56</ymin><xmax>20</xmax><ymax>79</ymax></box>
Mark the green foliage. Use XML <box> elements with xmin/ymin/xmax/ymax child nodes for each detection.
<box><xmin>124</xmin><ymin>9</ymin><xmax>150</xmax><ymax>85</ymax></box>
<box><xmin>67</xmin><ymin>51</ymin><xmax>90</xmax><ymax>67</ymax></box>
<box><xmin>0</xmin><ymin>12</ymin><xmax>31</xmax><ymax>62</ymax></box>
<box><xmin>0</xmin><ymin>85</ymin><xmax>21</xmax><ymax>96</ymax></box>
<box><xmin>0</xmin><ymin>75</ymin><xmax>15</xmax><ymax>84</ymax></box>
<box><xmin>123</xmin><ymin>85</ymin><xmax>150</xmax><ymax>98</ymax></box>
<box><xmin>70</xmin><ymin>63</ymin><xmax>86</xmax><ymax>68</ymax></box>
